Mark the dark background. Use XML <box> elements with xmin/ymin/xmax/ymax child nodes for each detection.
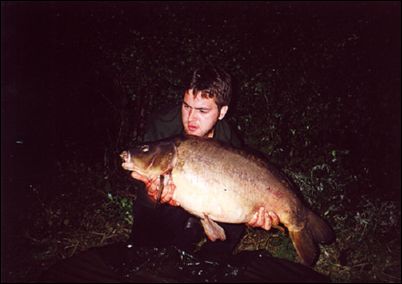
<box><xmin>3</xmin><ymin>1</ymin><xmax>400</xmax><ymax>194</ymax></box>
<box><xmin>1</xmin><ymin>1</ymin><xmax>401</xmax><ymax>281</ymax></box>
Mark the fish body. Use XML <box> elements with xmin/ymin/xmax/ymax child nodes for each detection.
<box><xmin>121</xmin><ymin>135</ymin><xmax>334</xmax><ymax>266</ymax></box>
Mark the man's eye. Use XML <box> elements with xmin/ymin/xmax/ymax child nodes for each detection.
<box><xmin>199</xmin><ymin>109</ymin><xmax>208</xmax><ymax>114</ymax></box>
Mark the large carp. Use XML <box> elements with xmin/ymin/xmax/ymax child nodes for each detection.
<box><xmin>120</xmin><ymin>135</ymin><xmax>335</xmax><ymax>266</ymax></box>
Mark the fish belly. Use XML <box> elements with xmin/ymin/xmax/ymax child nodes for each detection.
<box><xmin>171</xmin><ymin>170</ymin><xmax>254</xmax><ymax>224</ymax></box>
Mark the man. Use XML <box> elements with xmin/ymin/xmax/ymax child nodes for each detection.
<box><xmin>128</xmin><ymin>65</ymin><xmax>271</xmax><ymax>260</ymax></box>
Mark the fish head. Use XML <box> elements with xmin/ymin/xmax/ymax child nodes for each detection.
<box><xmin>120</xmin><ymin>140</ymin><xmax>177</xmax><ymax>179</ymax></box>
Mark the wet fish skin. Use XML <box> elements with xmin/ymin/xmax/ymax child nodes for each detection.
<box><xmin>121</xmin><ymin>135</ymin><xmax>335</xmax><ymax>266</ymax></box>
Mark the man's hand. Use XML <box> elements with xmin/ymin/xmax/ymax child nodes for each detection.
<box><xmin>130</xmin><ymin>172</ymin><xmax>178</xmax><ymax>206</ymax></box>
<box><xmin>247</xmin><ymin>207</ymin><xmax>280</xmax><ymax>231</ymax></box>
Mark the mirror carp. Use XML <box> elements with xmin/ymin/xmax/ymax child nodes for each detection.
<box><xmin>120</xmin><ymin>135</ymin><xmax>335</xmax><ymax>266</ymax></box>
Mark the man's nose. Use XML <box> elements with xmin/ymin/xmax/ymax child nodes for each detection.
<box><xmin>188</xmin><ymin>109</ymin><xmax>195</xmax><ymax>121</ymax></box>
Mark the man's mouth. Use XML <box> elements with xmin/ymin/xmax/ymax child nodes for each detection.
<box><xmin>188</xmin><ymin>124</ymin><xmax>198</xmax><ymax>131</ymax></box>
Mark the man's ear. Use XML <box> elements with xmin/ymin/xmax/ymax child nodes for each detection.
<box><xmin>218</xmin><ymin>105</ymin><xmax>229</xmax><ymax>120</ymax></box>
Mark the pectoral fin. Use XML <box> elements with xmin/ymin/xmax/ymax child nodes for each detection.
<box><xmin>200</xmin><ymin>214</ymin><xmax>226</xmax><ymax>241</ymax></box>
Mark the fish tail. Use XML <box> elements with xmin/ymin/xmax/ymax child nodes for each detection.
<box><xmin>306</xmin><ymin>210</ymin><xmax>335</xmax><ymax>244</ymax></box>
<box><xmin>289</xmin><ymin>227</ymin><xmax>317</xmax><ymax>266</ymax></box>
<box><xmin>289</xmin><ymin>210</ymin><xmax>335</xmax><ymax>266</ymax></box>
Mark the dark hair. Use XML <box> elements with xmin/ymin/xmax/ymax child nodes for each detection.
<box><xmin>186</xmin><ymin>66</ymin><xmax>232</xmax><ymax>108</ymax></box>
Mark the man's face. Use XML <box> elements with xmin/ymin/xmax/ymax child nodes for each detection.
<box><xmin>181</xmin><ymin>89</ymin><xmax>228</xmax><ymax>138</ymax></box>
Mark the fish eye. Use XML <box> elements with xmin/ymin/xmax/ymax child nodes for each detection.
<box><xmin>141</xmin><ymin>145</ymin><xmax>150</xmax><ymax>152</ymax></box>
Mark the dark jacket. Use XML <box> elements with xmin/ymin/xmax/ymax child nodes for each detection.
<box><xmin>130</xmin><ymin>104</ymin><xmax>245</xmax><ymax>257</ymax></box>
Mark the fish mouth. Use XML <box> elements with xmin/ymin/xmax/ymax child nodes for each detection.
<box><xmin>120</xmin><ymin>151</ymin><xmax>131</xmax><ymax>162</ymax></box>
<box><xmin>121</xmin><ymin>160</ymin><xmax>149</xmax><ymax>177</ymax></box>
<box><xmin>120</xmin><ymin>151</ymin><xmax>143</xmax><ymax>173</ymax></box>
<box><xmin>120</xmin><ymin>150</ymin><xmax>157</xmax><ymax>176</ymax></box>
